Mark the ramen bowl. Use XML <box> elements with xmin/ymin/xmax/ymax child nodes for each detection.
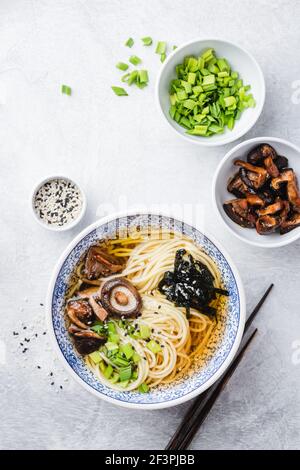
<box><xmin>47</xmin><ymin>212</ymin><xmax>245</xmax><ymax>409</ymax></box>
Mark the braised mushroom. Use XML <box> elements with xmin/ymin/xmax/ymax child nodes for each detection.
<box><xmin>85</xmin><ymin>246</ymin><xmax>124</xmax><ymax>280</ymax></box>
<box><xmin>245</xmin><ymin>193</ymin><xmax>265</xmax><ymax>207</ymax></box>
<box><xmin>280</xmin><ymin>212</ymin><xmax>300</xmax><ymax>234</ymax></box>
<box><xmin>89</xmin><ymin>295</ymin><xmax>108</xmax><ymax>322</ymax></box>
<box><xmin>101</xmin><ymin>278</ymin><xmax>142</xmax><ymax>318</ymax></box>
<box><xmin>264</xmin><ymin>156</ymin><xmax>279</xmax><ymax>177</ymax></box>
<box><xmin>223</xmin><ymin>199</ymin><xmax>256</xmax><ymax>228</ymax></box>
<box><xmin>274</xmin><ymin>155</ymin><xmax>288</xmax><ymax>171</ymax></box>
<box><xmin>271</xmin><ymin>169</ymin><xmax>300</xmax><ymax>211</ymax></box>
<box><xmin>256</xmin><ymin>215</ymin><xmax>280</xmax><ymax>234</ymax></box>
<box><xmin>66</xmin><ymin>299</ymin><xmax>94</xmax><ymax>329</ymax></box>
<box><xmin>227</xmin><ymin>172</ymin><xmax>251</xmax><ymax>198</ymax></box>
<box><xmin>247</xmin><ymin>143</ymin><xmax>277</xmax><ymax>166</ymax></box>
<box><xmin>68</xmin><ymin>326</ymin><xmax>106</xmax><ymax>355</ymax></box>
<box><xmin>235</xmin><ymin>160</ymin><xmax>268</xmax><ymax>190</ymax></box>
<box><xmin>257</xmin><ymin>199</ymin><xmax>285</xmax><ymax>217</ymax></box>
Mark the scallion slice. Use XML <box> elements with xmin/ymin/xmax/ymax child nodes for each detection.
<box><xmin>125</xmin><ymin>37</ymin><xmax>134</xmax><ymax>48</ymax></box>
<box><xmin>116</xmin><ymin>62</ymin><xmax>129</xmax><ymax>71</ymax></box>
<box><xmin>61</xmin><ymin>84</ymin><xmax>72</xmax><ymax>96</ymax></box>
<box><xmin>111</xmin><ymin>86</ymin><xmax>128</xmax><ymax>96</ymax></box>
<box><xmin>138</xmin><ymin>383</ymin><xmax>149</xmax><ymax>393</ymax></box>
<box><xmin>155</xmin><ymin>41</ymin><xmax>166</xmax><ymax>55</ymax></box>
<box><xmin>129</xmin><ymin>55</ymin><xmax>142</xmax><ymax>66</ymax></box>
<box><xmin>141</xmin><ymin>36</ymin><xmax>152</xmax><ymax>46</ymax></box>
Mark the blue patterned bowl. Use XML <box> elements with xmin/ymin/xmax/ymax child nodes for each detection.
<box><xmin>47</xmin><ymin>212</ymin><xmax>245</xmax><ymax>409</ymax></box>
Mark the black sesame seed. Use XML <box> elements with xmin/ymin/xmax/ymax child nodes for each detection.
<box><xmin>40</xmin><ymin>303</ymin><xmax>44</xmax><ymax>307</ymax></box>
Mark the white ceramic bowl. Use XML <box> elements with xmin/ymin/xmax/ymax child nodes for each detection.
<box><xmin>213</xmin><ymin>137</ymin><xmax>300</xmax><ymax>248</ymax></box>
<box><xmin>156</xmin><ymin>38</ymin><xmax>265</xmax><ymax>147</ymax></box>
<box><xmin>47</xmin><ymin>211</ymin><xmax>245</xmax><ymax>409</ymax></box>
<box><xmin>31</xmin><ymin>175</ymin><xmax>87</xmax><ymax>232</ymax></box>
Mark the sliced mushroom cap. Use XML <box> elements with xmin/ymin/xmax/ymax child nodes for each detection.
<box><xmin>89</xmin><ymin>295</ymin><xmax>108</xmax><ymax>322</ymax></box>
<box><xmin>274</xmin><ymin>155</ymin><xmax>288</xmax><ymax>171</ymax></box>
<box><xmin>271</xmin><ymin>169</ymin><xmax>294</xmax><ymax>190</ymax></box>
<box><xmin>257</xmin><ymin>199</ymin><xmax>285</xmax><ymax>217</ymax></box>
<box><xmin>247</xmin><ymin>143</ymin><xmax>277</xmax><ymax>166</ymax></box>
<box><xmin>235</xmin><ymin>160</ymin><xmax>268</xmax><ymax>190</ymax></box>
<box><xmin>227</xmin><ymin>172</ymin><xmax>251</xmax><ymax>198</ymax></box>
<box><xmin>223</xmin><ymin>199</ymin><xmax>256</xmax><ymax>228</ymax></box>
<box><xmin>264</xmin><ymin>156</ymin><xmax>280</xmax><ymax>177</ymax></box>
<box><xmin>101</xmin><ymin>277</ymin><xmax>142</xmax><ymax>318</ymax></box>
<box><xmin>280</xmin><ymin>212</ymin><xmax>300</xmax><ymax>234</ymax></box>
<box><xmin>271</xmin><ymin>169</ymin><xmax>300</xmax><ymax>211</ymax></box>
<box><xmin>256</xmin><ymin>215</ymin><xmax>280</xmax><ymax>234</ymax></box>
<box><xmin>85</xmin><ymin>246</ymin><xmax>124</xmax><ymax>280</ymax></box>
<box><xmin>260</xmin><ymin>143</ymin><xmax>277</xmax><ymax>160</ymax></box>
<box><xmin>66</xmin><ymin>299</ymin><xmax>94</xmax><ymax>329</ymax></box>
<box><xmin>69</xmin><ymin>327</ymin><xmax>106</xmax><ymax>355</ymax></box>
<box><xmin>245</xmin><ymin>193</ymin><xmax>265</xmax><ymax>207</ymax></box>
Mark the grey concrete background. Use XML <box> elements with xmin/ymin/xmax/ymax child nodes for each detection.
<box><xmin>0</xmin><ymin>0</ymin><xmax>300</xmax><ymax>450</ymax></box>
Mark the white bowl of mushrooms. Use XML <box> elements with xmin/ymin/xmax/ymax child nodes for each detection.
<box><xmin>213</xmin><ymin>137</ymin><xmax>300</xmax><ymax>248</ymax></box>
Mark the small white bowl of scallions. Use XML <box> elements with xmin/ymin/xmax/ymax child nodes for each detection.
<box><xmin>156</xmin><ymin>38</ymin><xmax>265</xmax><ymax>146</ymax></box>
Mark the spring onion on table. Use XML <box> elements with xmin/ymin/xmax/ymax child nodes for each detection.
<box><xmin>141</xmin><ymin>36</ymin><xmax>153</xmax><ymax>46</ymax></box>
<box><xmin>168</xmin><ymin>48</ymin><xmax>256</xmax><ymax>137</ymax></box>
<box><xmin>125</xmin><ymin>37</ymin><xmax>134</xmax><ymax>47</ymax></box>
<box><xmin>121</xmin><ymin>69</ymin><xmax>149</xmax><ymax>89</ymax></box>
<box><xmin>111</xmin><ymin>86</ymin><xmax>128</xmax><ymax>96</ymax></box>
<box><xmin>61</xmin><ymin>84</ymin><xmax>72</xmax><ymax>95</ymax></box>
<box><xmin>129</xmin><ymin>55</ymin><xmax>142</xmax><ymax>66</ymax></box>
<box><xmin>116</xmin><ymin>62</ymin><xmax>129</xmax><ymax>71</ymax></box>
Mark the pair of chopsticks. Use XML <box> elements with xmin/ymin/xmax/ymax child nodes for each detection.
<box><xmin>166</xmin><ymin>283</ymin><xmax>274</xmax><ymax>450</ymax></box>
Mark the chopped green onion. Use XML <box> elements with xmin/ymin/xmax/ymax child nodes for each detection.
<box><xmin>155</xmin><ymin>41</ymin><xmax>166</xmax><ymax>55</ymax></box>
<box><xmin>138</xmin><ymin>383</ymin><xmax>149</xmax><ymax>393</ymax></box>
<box><xmin>160</xmin><ymin>53</ymin><xmax>166</xmax><ymax>63</ymax></box>
<box><xmin>125</xmin><ymin>37</ymin><xmax>134</xmax><ymax>48</ymax></box>
<box><xmin>99</xmin><ymin>361</ymin><xmax>106</xmax><ymax>373</ymax></box>
<box><xmin>139</xmin><ymin>324</ymin><xmax>151</xmax><ymax>339</ymax></box>
<box><xmin>107</xmin><ymin>322</ymin><xmax>116</xmax><ymax>333</ymax></box>
<box><xmin>116</xmin><ymin>62</ymin><xmax>129</xmax><ymax>71</ymax></box>
<box><xmin>141</xmin><ymin>36</ymin><xmax>152</xmax><ymax>46</ymax></box>
<box><xmin>167</xmin><ymin>48</ymin><xmax>255</xmax><ymax>137</ymax></box>
<box><xmin>104</xmin><ymin>364</ymin><xmax>113</xmax><ymax>379</ymax></box>
<box><xmin>120</xmin><ymin>343</ymin><xmax>134</xmax><ymax>360</ymax></box>
<box><xmin>91</xmin><ymin>324</ymin><xmax>105</xmax><ymax>334</ymax></box>
<box><xmin>108</xmin><ymin>332</ymin><xmax>119</xmax><ymax>344</ymax></box>
<box><xmin>138</xmin><ymin>70</ymin><xmax>148</xmax><ymax>84</ymax></box>
<box><xmin>88</xmin><ymin>351</ymin><xmax>102</xmax><ymax>364</ymax></box>
<box><xmin>112</xmin><ymin>355</ymin><xmax>129</xmax><ymax>367</ymax></box>
<box><xmin>110</xmin><ymin>372</ymin><xmax>120</xmax><ymax>384</ymax></box>
<box><xmin>111</xmin><ymin>86</ymin><xmax>128</xmax><ymax>96</ymax></box>
<box><xmin>61</xmin><ymin>84</ymin><xmax>72</xmax><ymax>96</ymax></box>
<box><xmin>105</xmin><ymin>341</ymin><xmax>119</xmax><ymax>352</ymax></box>
<box><xmin>133</xmin><ymin>352</ymin><xmax>141</xmax><ymax>363</ymax></box>
<box><xmin>119</xmin><ymin>365</ymin><xmax>132</xmax><ymax>382</ymax></box>
<box><xmin>147</xmin><ymin>340</ymin><xmax>161</xmax><ymax>354</ymax></box>
<box><xmin>129</xmin><ymin>55</ymin><xmax>142</xmax><ymax>66</ymax></box>
<box><xmin>173</xmin><ymin>45</ymin><xmax>177</xmax><ymax>50</ymax></box>
<box><xmin>119</xmin><ymin>380</ymin><xmax>129</xmax><ymax>388</ymax></box>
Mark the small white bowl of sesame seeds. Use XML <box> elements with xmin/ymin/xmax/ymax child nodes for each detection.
<box><xmin>31</xmin><ymin>176</ymin><xmax>86</xmax><ymax>231</ymax></box>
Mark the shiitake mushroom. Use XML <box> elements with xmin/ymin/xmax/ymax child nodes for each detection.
<box><xmin>223</xmin><ymin>144</ymin><xmax>300</xmax><ymax>235</ymax></box>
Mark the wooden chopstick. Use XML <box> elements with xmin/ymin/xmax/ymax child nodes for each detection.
<box><xmin>165</xmin><ymin>284</ymin><xmax>274</xmax><ymax>450</ymax></box>
<box><xmin>176</xmin><ymin>329</ymin><xmax>257</xmax><ymax>450</ymax></box>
